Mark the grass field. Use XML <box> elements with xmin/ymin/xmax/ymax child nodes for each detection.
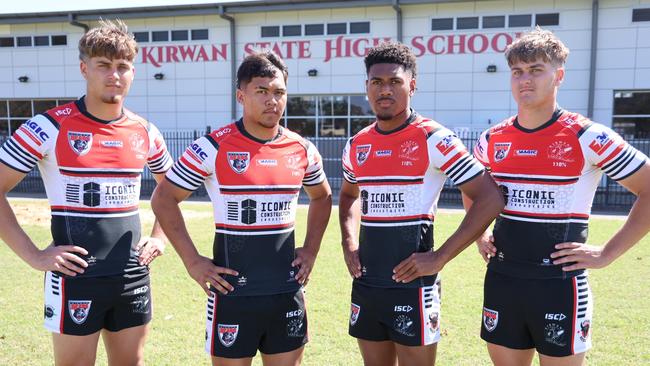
<box><xmin>0</xmin><ymin>198</ymin><xmax>649</xmax><ymax>365</ymax></box>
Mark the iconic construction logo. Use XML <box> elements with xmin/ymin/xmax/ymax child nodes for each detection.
<box><xmin>83</xmin><ymin>182</ymin><xmax>101</xmax><ymax>207</ymax></box>
<box><xmin>240</xmin><ymin>199</ymin><xmax>257</xmax><ymax>224</ymax></box>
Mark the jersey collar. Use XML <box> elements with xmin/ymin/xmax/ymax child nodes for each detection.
<box><xmin>235</xmin><ymin>118</ymin><xmax>284</xmax><ymax>144</ymax></box>
<box><xmin>374</xmin><ymin>109</ymin><xmax>419</xmax><ymax>135</ymax></box>
<box><xmin>513</xmin><ymin>107</ymin><xmax>564</xmax><ymax>133</ymax></box>
<box><xmin>76</xmin><ymin>96</ymin><xmax>125</xmax><ymax>125</ymax></box>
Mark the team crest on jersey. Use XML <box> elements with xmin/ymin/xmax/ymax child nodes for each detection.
<box><xmin>217</xmin><ymin>324</ymin><xmax>239</xmax><ymax>347</ymax></box>
<box><xmin>68</xmin><ymin>300</ymin><xmax>92</xmax><ymax>324</ymax></box>
<box><xmin>493</xmin><ymin>142</ymin><xmax>511</xmax><ymax>162</ymax></box>
<box><xmin>483</xmin><ymin>307</ymin><xmax>498</xmax><ymax>332</ymax></box>
<box><xmin>350</xmin><ymin>303</ymin><xmax>361</xmax><ymax>325</ymax></box>
<box><xmin>579</xmin><ymin>319</ymin><xmax>591</xmax><ymax>342</ymax></box>
<box><xmin>68</xmin><ymin>131</ymin><xmax>93</xmax><ymax>156</ymax></box>
<box><xmin>356</xmin><ymin>144</ymin><xmax>371</xmax><ymax>166</ymax></box>
<box><xmin>227</xmin><ymin>152</ymin><xmax>250</xmax><ymax>174</ymax></box>
<box><xmin>548</xmin><ymin>141</ymin><xmax>574</xmax><ymax>162</ymax></box>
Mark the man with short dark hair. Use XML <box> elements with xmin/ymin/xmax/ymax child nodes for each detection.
<box><xmin>0</xmin><ymin>19</ymin><xmax>172</xmax><ymax>365</ymax></box>
<box><xmin>339</xmin><ymin>42</ymin><xmax>504</xmax><ymax>366</ymax></box>
<box><xmin>470</xmin><ymin>27</ymin><xmax>650</xmax><ymax>366</ymax></box>
<box><xmin>151</xmin><ymin>50</ymin><xmax>332</xmax><ymax>366</ymax></box>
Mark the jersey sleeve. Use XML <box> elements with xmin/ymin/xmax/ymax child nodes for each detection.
<box><xmin>582</xmin><ymin>124</ymin><xmax>647</xmax><ymax>181</ymax></box>
<box><xmin>428</xmin><ymin>128</ymin><xmax>484</xmax><ymax>186</ymax></box>
<box><xmin>165</xmin><ymin>135</ymin><xmax>216</xmax><ymax>191</ymax></box>
<box><xmin>341</xmin><ymin>137</ymin><xmax>356</xmax><ymax>184</ymax></box>
<box><xmin>302</xmin><ymin>140</ymin><xmax>326</xmax><ymax>186</ymax></box>
<box><xmin>0</xmin><ymin>115</ymin><xmax>56</xmax><ymax>173</ymax></box>
<box><xmin>472</xmin><ymin>129</ymin><xmax>490</xmax><ymax>169</ymax></box>
<box><xmin>146</xmin><ymin>123</ymin><xmax>173</xmax><ymax>174</ymax></box>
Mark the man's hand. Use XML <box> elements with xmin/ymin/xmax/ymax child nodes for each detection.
<box><xmin>186</xmin><ymin>255</ymin><xmax>238</xmax><ymax>296</ymax></box>
<box><xmin>292</xmin><ymin>247</ymin><xmax>317</xmax><ymax>285</ymax></box>
<box><xmin>476</xmin><ymin>230</ymin><xmax>496</xmax><ymax>263</ymax></box>
<box><xmin>342</xmin><ymin>243</ymin><xmax>362</xmax><ymax>278</ymax></box>
<box><xmin>136</xmin><ymin>237</ymin><xmax>165</xmax><ymax>266</ymax></box>
<box><xmin>551</xmin><ymin>242</ymin><xmax>610</xmax><ymax>271</ymax></box>
<box><xmin>32</xmin><ymin>244</ymin><xmax>88</xmax><ymax>276</ymax></box>
<box><xmin>392</xmin><ymin>251</ymin><xmax>441</xmax><ymax>283</ymax></box>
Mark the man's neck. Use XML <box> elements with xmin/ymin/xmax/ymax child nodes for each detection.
<box><xmin>376</xmin><ymin>108</ymin><xmax>411</xmax><ymax>132</ymax></box>
<box><xmin>241</xmin><ymin>117</ymin><xmax>279</xmax><ymax>141</ymax></box>
<box><xmin>84</xmin><ymin>95</ymin><xmax>123</xmax><ymax>121</ymax></box>
<box><xmin>517</xmin><ymin>102</ymin><xmax>557</xmax><ymax>130</ymax></box>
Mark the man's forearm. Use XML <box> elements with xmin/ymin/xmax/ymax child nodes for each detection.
<box><xmin>0</xmin><ymin>196</ymin><xmax>40</xmax><ymax>267</ymax></box>
<box><xmin>339</xmin><ymin>194</ymin><xmax>360</xmax><ymax>247</ymax></box>
<box><xmin>302</xmin><ymin>193</ymin><xmax>332</xmax><ymax>253</ymax></box>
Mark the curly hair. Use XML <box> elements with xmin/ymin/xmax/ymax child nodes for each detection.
<box><xmin>364</xmin><ymin>42</ymin><xmax>417</xmax><ymax>78</ymax></box>
<box><xmin>505</xmin><ymin>26</ymin><xmax>570</xmax><ymax>67</ymax></box>
<box><xmin>236</xmin><ymin>50</ymin><xmax>288</xmax><ymax>88</ymax></box>
<box><xmin>78</xmin><ymin>19</ymin><xmax>138</xmax><ymax>62</ymax></box>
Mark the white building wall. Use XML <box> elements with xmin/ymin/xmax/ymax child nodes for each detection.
<box><xmin>0</xmin><ymin>0</ymin><xmax>649</xmax><ymax>131</ymax></box>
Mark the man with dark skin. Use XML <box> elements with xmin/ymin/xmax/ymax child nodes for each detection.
<box><xmin>339</xmin><ymin>42</ymin><xmax>504</xmax><ymax>366</ymax></box>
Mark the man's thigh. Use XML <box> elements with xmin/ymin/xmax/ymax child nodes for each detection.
<box><xmin>52</xmin><ymin>331</ymin><xmax>101</xmax><ymax>366</ymax></box>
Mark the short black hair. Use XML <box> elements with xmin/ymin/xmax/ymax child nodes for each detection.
<box><xmin>236</xmin><ymin>50</ymin><xmax>288</xmax><ymax>88</ymax></box>
<box><xmin>364</xmin><ymin>42</ymin><xmax>417</xmax><ymax>78</ymax></box>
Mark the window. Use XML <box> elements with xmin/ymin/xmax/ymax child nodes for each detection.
<box><xmin>0</xmin><ymin>37</ymin><xmax>14</xmax><ymax>47</ymax></box>
<box><xmin>305</xmin><ymin>24</ymin><xmax>324</xmax><ymax>36</ymax></box>
<box><xmin>284</xmin><ymin>95</ymin><xmax>374</xmax><ymax>138</ymax></box>
<box><xmin>613</xmin><ymin>90</ymin><xmax>650</xmax><ymax>138</ymax></box>
<box><xmin>457</xmin><ymin>17</ymin><xmax>479</xmax><ymax>30</ymax></box>
<box><xmin>509</xmin><ymin>14</ymin><xmax>532</xmax><ymax>27</ymax></box>
<box><xmin>261</xmin><ymin>26</ymin><xmax>280</xmax><ymax>38</ymax></box>
<box><xmin>536</xmin><ymin>13</ymin><xmax>560</xmax><ymax>26</ymax></box>
<box><xmin>283</xmin><ymin>25</ymin><xmax>301</xmax><ymax>37</ymax></box>
<box><xmin>432</xmin><ymin>18</ymin><xmax>453</xmax><ymax>31</ymax></box>
<box><xmin>191</xmin><ymin>29</ymin><xmax>209</xmax><ymax>40</ymax></box>
<box><xmin>51</xmin><ymin>35</ymin><xmax>67</xmax><ymax>45</ymax></box>
<box><xmin>171</xmin><ymin>30</ymin><xmax>188</xmax><ymax>41</ymax></box>
<box><xmin>327</xmin><ymin>23</ymin><xmax>347</xmax><ymax>35</ymax></box>
<box><xmin>151</xmin><ymin>31</ymin><xmax>169</xmax><ymax>42</ymax></box>
<box><xmin>16</xmin><ymin>36</ymin><xmax>32</xmax><ymax>47</ymax></box>
<box><xmin>34</xmin><ymin>36</ymin><xmax>49</xmax><ymax>46</ymax></box>
<box><xmin>633</xmin><ymin>8</ymin><xmax>650</xmax><ymax>22</ymax></box>
<box><xmin>0</xmin><ymin>99</ymin><xmax>76</xmax><ymax>136</ymax></box>
<box><xmin>350</xmin><ymin>21</ymin><xmax>370</xmax><ymax>34</ymax></box>
<box><xmin>134</xmin><ymin>32</ymin><xmax>149</xmax><ymax>42</ymax></box>
<box><xmin>483</xmin><ymin>15</ymin><xmax>505</xmax><ymax>28</ymax></box>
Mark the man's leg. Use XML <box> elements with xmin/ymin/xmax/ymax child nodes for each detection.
<box><xmin>260</xmin><ymin>346</ymin><xmax>304</xmax><ymax>366</ymax></box>
<box><xmin>102</xmin><ymin>324</ymin><xmax>149</xmax><ymax>366</ymax></box>
<box><xmin>539</xmin><ymin>353</ymin><xmax>585</xmax><ymax>366</ymax></box>
<box><xmin>357</xmin><ymin>339</ymin><xmax>397</xmax><ymax>366</ymax></box>
<box><xmin>486</xmin><ymin>343</ymin><xmax>535</xmax><ymax>366</ymax></box>
<box><xmin>395</xmin><ymin>343</ymin><xmax>436</xmax><ymax>366</ymax></box>
<box><xmin>52</xmin><ymin>331</ymin><xmax>101</xmax><ymax>366</ymax></box>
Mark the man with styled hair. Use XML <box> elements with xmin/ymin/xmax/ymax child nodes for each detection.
<box><xmin>151</xmin><ymin>50</ymin><xmax>332</xmax><ymax>366</ymax></box>
<box><xmin>469</xmin><ymin>27</ymin><xmax>650</xmax><ymax>365</ymax></box>
<box><xmin>0</xmin><ymin>19</ymin><xmax>172</xmax><ymax>365</ymax></box>
<box><xmin>339</xmin><ymin>42</ymin><xmax>504</xmax><ymax>365</ymax></box>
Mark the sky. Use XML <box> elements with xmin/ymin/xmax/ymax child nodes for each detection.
<box><xmin>1</xmin><ymin>0</ymin><xmax>258</xmax><ymax>15</ymax></box>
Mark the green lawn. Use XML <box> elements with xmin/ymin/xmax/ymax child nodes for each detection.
<box><xmin>0</xmin><ymin>198</ymin><xmax>648</xmax><ymax>365</ymax></box>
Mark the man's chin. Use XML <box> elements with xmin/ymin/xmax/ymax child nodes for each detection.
<box><xmin>375</xmin><ymin>113</ymin><xmax>395</xmax><ymax>121</ymax></box>
<box><xmin>101</xmin><ymin>95</ymin><xmax>123</xmax><ymax>104</ymax></box>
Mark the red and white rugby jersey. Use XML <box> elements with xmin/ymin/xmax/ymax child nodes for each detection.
<box><xmin>166</xmin><ymin>120</ymin><xmax>326</xmax><ymax>296</ymax></box>
<box><xmin>474</xmin><ymin>109</ymin><xmax>647</xmax><ymax>279</ymax></box>
<box><xmin>342</xmin><ymin>111</ymin><xmax>485</xmax><ymax>288</ymax></box>
<box><xmin>0</xmin><ymin>97</ymin><xmax>173</xmax><ymax>277</ymax></box>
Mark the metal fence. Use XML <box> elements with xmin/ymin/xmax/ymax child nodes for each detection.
<box><xmin>2</xmin><ymin>129</ymin><xmax>648</xmax><ymax>212</ymax></box>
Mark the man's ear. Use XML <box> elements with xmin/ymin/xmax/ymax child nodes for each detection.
<box><xmin>236</xmin><ymin>89</ymin><xmax>244</xmax><ymax>105</ymax></box>
<box><xmin>555</xmin><ymin>67</ymin><xmax>565</xmax><ymax>86</ymax></box>
<box><xmin>79</xmin><ymin>60</ymin><xmax>88</xmax><ymax>80</ymax></box>
<box><xmin>409</xmin><ymin>77</ymin><xmax>416</xmax><ymax>96</ymax></box>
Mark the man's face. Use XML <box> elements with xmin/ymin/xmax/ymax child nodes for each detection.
<box><xmin>366</xmin><ymin>63</ymin><xmax>415</xmax><ymax>121</ymax></box>
<box><xmin>510</xmin><ymin>58</ymin><xmax>564</xmax><ymax>109</ymax></box>
<box><xmin>237</xmin><ymin>74</ymin><xmax>287</xmax><ymax>130</ymax></box>
<box><xmin>80</xmin><ymin>56</ymin><xmax>135</xmax><ymax>105</ymax></box>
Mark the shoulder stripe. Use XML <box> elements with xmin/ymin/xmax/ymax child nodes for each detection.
<box><xmin>575</xmin><ymin>121</ymin><xmax>592</xmax><ymax>138</ymax></box>
<box><xmin>614</xmin><ymin>160</ymin><xmax>645</xmax><ymax>181</ymax></box>
<box><xmin>41</xmin><ymin>113</ymin><xmax>61</xmax><ymax>130</ymax></box>
<box><xmin>0</xmin><ymin>157</ymin><xmax>30</xmax><ymax>173</ymax></box>
<box><xmin>204</xmin><ymin>134</ymin><xmax>220</xmax><ymax>150</ymax></box>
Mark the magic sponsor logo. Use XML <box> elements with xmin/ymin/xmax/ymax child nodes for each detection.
<box><xmin>23</xmin><ymin>120</ymin><xmax>49</xmax><ymax>141</ymax></box>
<box><xmin>515</xmin><ymin>149</ymin><xmax>537</xmax><ymax>157</ymax></box>
<box><xmin>374</xmin><ymin>149</ymin><xmax>392</xmax><ymax>158</ymax></box>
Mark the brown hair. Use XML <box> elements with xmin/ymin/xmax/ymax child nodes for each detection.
<box><xmin>505</xmin><ymin>26</ymin><xmax>569</xmax><ymax>67</ymax></box>
<box><xmin>78</xmin><ymin>19</ymin><xmax>138</xmax><ymax>62</ymax></box>
<box><xmin>236</xmin><ymin>50</ymin><xmax>288</xmax><ymax>88</ymax></box>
